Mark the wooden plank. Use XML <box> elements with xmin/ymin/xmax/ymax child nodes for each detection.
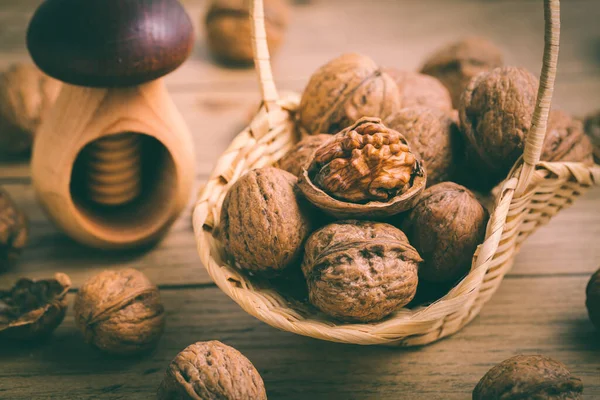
<box><xmin>0</xmin><ymin>181</ymin><xmax>598</xmax><ymax>289</ymax></box>
<box><xmin>0</xmin><ymin>276</ymin><xmax>598</xmax><ymax>399</ymax></box>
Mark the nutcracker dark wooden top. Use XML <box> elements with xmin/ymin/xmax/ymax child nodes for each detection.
<box><xmin>26</xmin><ymin>0</ymin><xmax>194</xmax><ymax>87</ymax></box>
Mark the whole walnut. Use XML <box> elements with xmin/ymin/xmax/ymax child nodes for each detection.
<box><xmin>421</xmin><ymin>37</ymin><xmax>503</xmax><ymax>107</ymax></box>
<box><xmin>218</xmin><ymin>167</ymin><xmax>314</xmax><ymax>274</ymax></box>
<box><xmin>386</xmin><ymin>107</ymin><xmax>461</xmax><ymax>186</ymax></box>
<box><xmin>383</xmin><ymin>69</ymin><xmax>453</xmax><ymax>112</ymax></box>
<box><xmin>277</xmin><ymin>134</ymin><xmax>332</xmax><ymax>177</ymax></box>
<box><xmin>302</xmin><ymin>220</ymin><xmax>422</xmax><ymax>322</ymax></box>
<box><xmin>587</xmin><ymin>268</ymin><xmax>600</xmax><ymax>331</ymax></box>
<box><xmin>74</xmin><ymin>268</ymin><xmax>165</xmax><ymax>355</ymax></box>
<box><xmin>298</xmin><ymin>53</ymin><xmax>401</xmax><ymax>135</ymax></box>
<box><xmin>584</xmin><ymin>110</ymin><xmax>600</xmax><ymax>163</ymax></box>
<box><xmin>158</xmin><ymin>341</ymin><xmax>266</xmax><ymax>400</ymax></box>
<box><xmin>459</xmin><ymin>67</ymin><xmax>539</xmax><ymax>190</ymax></box>
<box><xmin>205</xmin><ymin>0</ymin><xmax>290</xmax><ymax>65</ymax></box>
<box><xmin>0</xmin><ymin>273</ymin><xmax>70</xmax><ymax>340</ymax></box>
<box><xmin>0</xmin><ymin>63</ymin><xmax>61</xmax><ymax>155</ymax></box>
<box><xmin>298</xmin><ymin>117</ymin><xmax>426</xmax><ymax>219</ymax></box>
<box><xmin>473</xmin><ymin>355</ymin><xmax>584</xmax><ymax>400</ymax></box>
<box><xmin>0</xmin><ymin>187</ymin><xmax>28</xmax><ymax>270</ymax></box>
<box><xmin>541</xmin><ymin>110</ymin><xmax>594</xmax><ymax>164</ymax></box>
<box><xmin>401</xmin><ymin>182</ymin><xmax>488</xmax><ymax>283</ymax></box>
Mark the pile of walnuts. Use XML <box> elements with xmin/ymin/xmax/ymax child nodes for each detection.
<box><xmin>218</xmin><ymin>37</ymin><xmax>599</xmax><ymax>325</ymax></box>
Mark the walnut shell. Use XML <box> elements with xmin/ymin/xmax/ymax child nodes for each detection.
<box><xmin>383</xmin><ymin>69</ymin><xmax>453</xmax><ymax>112</ymax></box>
<box><xmin>74</xmin><ymin>268</ymin><xmax>165</xmax><ymax>355</ymax></box>
<box><xmin>401</xmin><ymin>182</ymin><xmax>488</xmax><ymax>283</ymax></box>
<box><xmin>584</xmin><ymin>110</ymin><xmax>600</xmax><ymax>164</ymax></box>
<box><xmin>205</xmin><ymin>0</ymin><xmax>290</xmax><ymax>65</ymax></box>
<box><xmin>0</xmin><ymin>63</ymin><xmax>61</xmax><ymax>155</ymax></box>
<box><xmin>158</xmin><ymin>340</ymin><xmax>266</xmax><ymax>400</ymax></box>
<box><xmin>0</xmin><ymin>273</ymin><xmax>70</xmax><ymax>340</ymax></box>
<box><xmin>298</xmin><ymin>117</ymin><xmax>426</xmax><ymax>219</ymax></box>
<box><xmin>219</xmin><ymin>167</ymin><xmax>314</xmax><ymax>274</ymax></box>
<box><xmin>0</xmin><ymin>187</ymin><xmax>28</xmax><ymax>270</ymax></box>
<box><xmin>587</xmin><ymin>268</ymin><xmax>600</xmax><ymax>331</ymax></box>
<box><xmin>542</xmin><ymin>110</ymin><xmax>594</xmax><ymax>164</ymax></box>
<box><xmin>298</xmin><ymin>53</ymin><xmax>401</xmax><ymax>135</ymax></box>
<box><xmin>302</xmin><ymin>220</ymin><xmax>422</xmax><ymax>322</ymax></box>
<box><xmin>277</xmin><ymin>134</ymin><xmax>332</xmax><ymax>177</ymax></box>
<box><xmin>459</xmin><ymin>67</ymin><xmax>539</xmax><ymax>191</ymax></box>
<box><xmin>473</xmin><ymin>355</ymin><xmax>584</xmax><ymax>400</ymax></box>
<box><xmin>386</xmin><ymin>107</ymin><xmax>461</xmax><ymax>186</ymax></box>
<box><xmin>421</xmin><ymin>37</ymin><xmax>503</xmax><ymax>107</ymax></box>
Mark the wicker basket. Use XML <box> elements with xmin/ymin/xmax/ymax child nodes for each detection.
<box><xmin>193</xmin><ymin>0</ymin><xmax>600</xmax><ymax>346</ymax></box>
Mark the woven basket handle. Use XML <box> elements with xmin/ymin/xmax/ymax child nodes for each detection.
<box><xmin>250</xmin><ymin>0</ymin><xmax>280</xmax><ymax>112</ymax></box>
<box><xmin>249</xmin><ymin>0</ymin><xmax>560</xmax><ymax>194</ymax></box>
<box><xmin>516</xmin><ymin>0</ymin><xmax>560</xmax><ymax>195</ymax></box>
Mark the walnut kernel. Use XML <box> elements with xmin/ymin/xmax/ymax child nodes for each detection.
<box><xmin>74</xmin><ymin>268</ymin><xmax>165</xmax><ymax>355</ymax></box>
<box><xmin>0</xmin><ymin>273</ymin><xmax>70</xmax><ymax>340</ymax></box>
<box><xmin>302</xmin><ymin>220</ymin><xmax>422</xmax><ymax>322</ymax></box>
<box><xmin>0</xmin><ymin>63</ymin><xmax>61</xmax><ymax>155</ymax></box>
<box><xmin>298</xmin><ymin>117</ymin><xmax>426</xmax><ymax>218</ymax></box>
<box><xmin>421</xmin><ymin>37</ymin><xmax>503</xmax><ymax>107</ymax></box>
<box><xmin>298</xmin><ymin>53</ymin><xmax>400</xmax><ymax>135</ymax></box>
<box><xmin>158</xmin><ymin>340</ymin><xmax>266</xmax><ymax>400</ymax></box>
<box><xmin>473</xmin><ymin>355</ymin><xmax>583</xmax><ymax>400</ymax></box>
<box><xmin>401</xmin><ymin>182</ymin><xmax>488</xmax><ymax>283</ymax></box>
<box><xmin>205</xmin><ymin>0</ymin><xmax>290</xmax><ymax>65</ymax></box>
<box><xmin>219</xmin><ymin>167</ymin><xmax>314</xmax><ymax>274</ymax></box>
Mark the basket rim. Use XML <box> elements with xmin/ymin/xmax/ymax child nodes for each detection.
<box><xmin>191</xmin><ymin>91</ymin><xmax>600</xmax><ymax>345</ymax></box>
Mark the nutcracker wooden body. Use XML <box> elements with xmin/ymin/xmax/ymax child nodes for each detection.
<box><xmin>26</xmin><ymin>0</ymin><xmax>196</xmax><ymax>249</ymax></box>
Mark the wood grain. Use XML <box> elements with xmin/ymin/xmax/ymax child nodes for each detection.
<box><xmin>0</xmin><ymin>277</ymin><xmax>598</xmax><ymax>400</ymax></box>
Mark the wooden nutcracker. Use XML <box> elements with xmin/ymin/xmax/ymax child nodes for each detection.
<box><xmin>26</xmin><ymin>0</ymin><xmax>196</xmax><ymax>249</ymax></box>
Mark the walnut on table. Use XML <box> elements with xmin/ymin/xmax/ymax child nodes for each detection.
<box><xmin>157</xmin><ymin>340</ymin><xmax>267</xmax><ymax>400</ymax></box>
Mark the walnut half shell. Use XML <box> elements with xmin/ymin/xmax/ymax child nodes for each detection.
<box><xmin>298</xmin><ymin>117</ymin><xmax>426</xmax><ymax>219</ymax></box>
<box><xmin>0</xmin><ymin>273</ymin><xmax>71</xmax><ymax>340</ymax></box>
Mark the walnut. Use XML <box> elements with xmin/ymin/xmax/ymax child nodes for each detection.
<box><xmin>302</xmin><ymin>220</ymin><xmax>422</xmax><ymax>322</ymax></box>
<box><xmin>298</xmin><ymin>53</ymin><xmax>401</xmax><ymax>135</ymax></box>
<box><xmin>73</xmin><ymin>268</ymin><xmax>165</xmax><ymax>355</ymax></box>
<box><xmin>158</xmin><ymin>340</ymin><xmax>266</xmax><ymax>400</ymax></box>
<box><xmin>421</xmin><ymin>37</ymin><xmax>503</xmax><ymax>107</ymax></box>
<box><xmin>298</xmin><ymin>117</ymin><xmax>426</xmax><ymax>218</ymax></box>
<box><xmin>386</xmin><ymin>107</ymin><xmax>461</xmax><ymax>186</ymax></box>
<box><xmin>473</xmin><ymin>355</ymin><xmax>584</xmax><ymax>400</ymax></box>
<box><xmin>459</xmin><ymin>67</ymin><xmax>539</xmax><ymax>190</ymax></box>
<box><xmin>587</xmin><ymin>268</ymin><xmax>600</xmax><ymax>331</ymax></box>
<box><xmin>541</xmin><ymin>110</ymin><xmax>594</xmax><ymax>164</ymax></box>
<box><xmin>205</xmin><ymin>0</ymin><xmax>290</xmax><ymax>65</ymax></box>
<box><xmin>218</xmin><ymin>167</ymin><xmax>314</xmax><ymax>275</ymax></box>
<box><xmin>0</xmin><ymin>63</ymin><xmax>61</xmax><ymax>155</ymax></box>
<box><xmin>383</xmin><ymin>69</ymin><xmax>452</xmax><ymax>112</ymax></box>
<box><xmin>0</xmin><ymin>187</ymin><xmax>28</xmax><ymax>270</ymax></box>
<box><xmin>277</xmin><ymin>134</ymin><xmax>332</xmax><ymax>177</ymax></box>
<box><xmin>0</xmin><ymin>273</ymin><xmax>70</xmax><ymax>340</ymax></box>
<box><xmin>584</xmin><ymin>110</ymin><xmax>600</xmax><ymax>163</ymax></box>
<box><xmin>401</xmin><ymin>182</ymin><xmax>488</xmax><ymax>283</ymax></box>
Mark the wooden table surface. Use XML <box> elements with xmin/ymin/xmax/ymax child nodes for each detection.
<box><xmin>1</xmin><ymin>0</ymin><xmax>599</xmax><ymax>399</ymax></box>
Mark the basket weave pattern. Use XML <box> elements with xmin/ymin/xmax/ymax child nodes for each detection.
<box><xmin>193</xmin><ymin>0</ymin><xmax>600</xmax><ymax>346</ymax></box>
